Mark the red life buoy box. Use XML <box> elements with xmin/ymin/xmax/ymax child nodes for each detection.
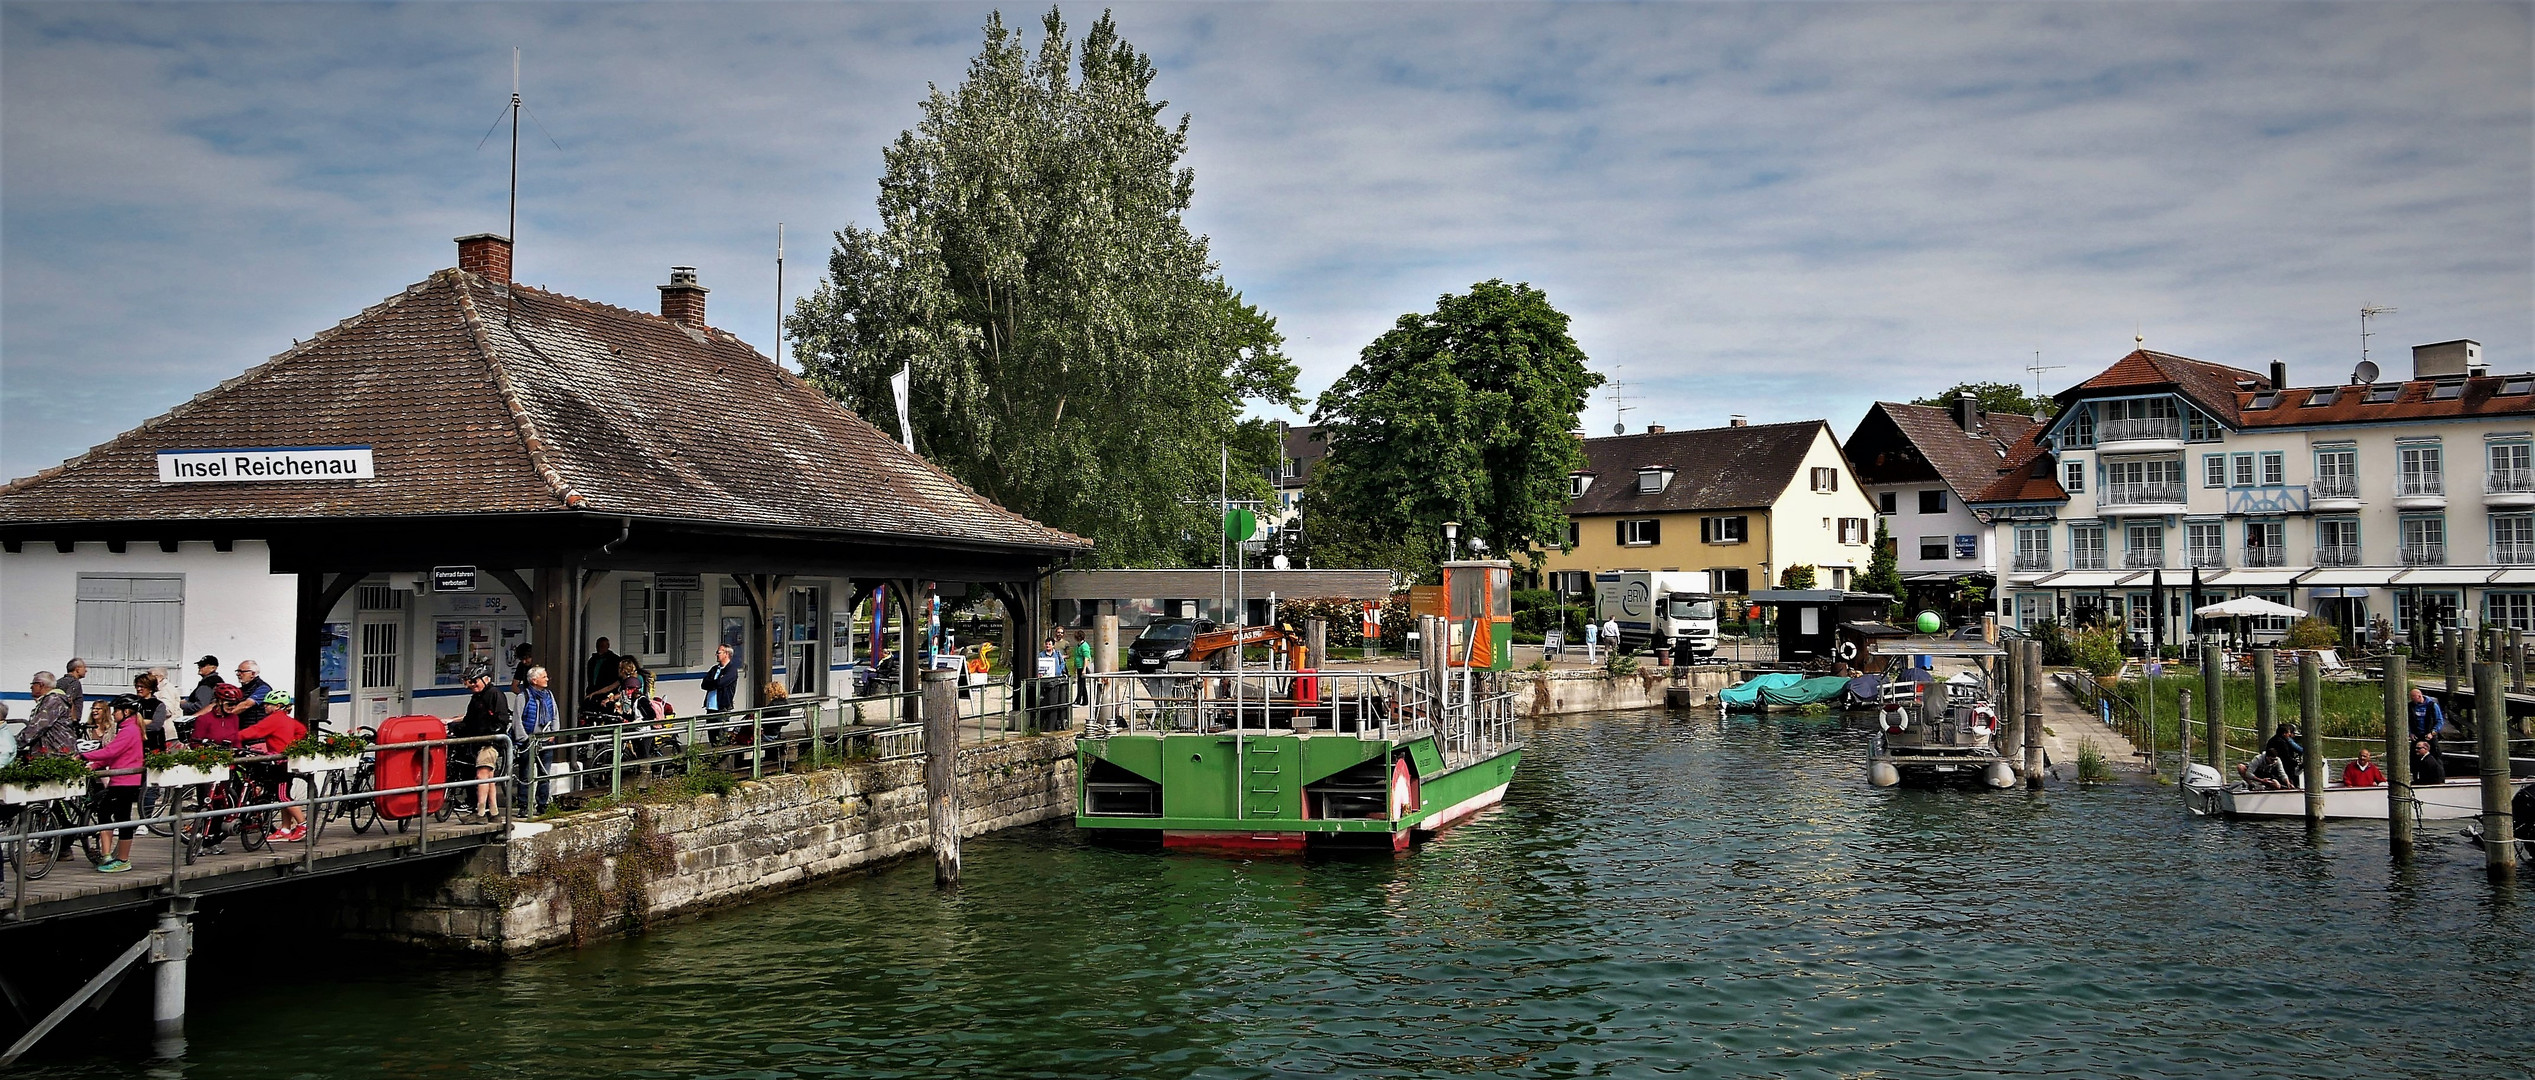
<box><xmin>373</xmin><ymin>714</ymin><xmax>448</xmax><ymax>820</ymax></box>
<box><xmin>1295</xmin><ymin>668</ymin><xmax>1320</xmax><ymax>705</ymax></box>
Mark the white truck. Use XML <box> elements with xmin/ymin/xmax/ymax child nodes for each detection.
<box><xmin>1593</xmin><ymin>570</ymin><xmax>1721</xmax><ymax>659</ymax></box>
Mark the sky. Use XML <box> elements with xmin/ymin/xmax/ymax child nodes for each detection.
<box><xmin>3</xmin><ymin>1</ymin><xmax>2529</xmax><ymax>483</ymax></box>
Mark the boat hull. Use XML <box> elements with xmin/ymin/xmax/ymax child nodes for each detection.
<box><xmin>2185</xmin><ymin>776</ymin><xmax>2531</xmax><ymax>820</ymax></box>
<box><xmin>1076</xmin><ymin>730</ymin><xmax>1520</xmax><ymax>852</ymax></box>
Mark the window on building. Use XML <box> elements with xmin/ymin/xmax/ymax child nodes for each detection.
<box><xmin>2316</xmin><ymin>518</ymin><xmax>2359</xmax><ymax>566</ymax></box>
<box><xmin>2253</xmin><ymin>591</ymin><xmax>2296</xmax><ymax>634</ymax></box>
<box><xmin>2490</xmin><ymin>441</ymin><xmax>2532</xmax><ymax>494</ymax></box>
<box><xmin>2232</xmin><ymin>453</ymin><xmax>2256</xmax><ymax>487</ymax></box>
<box><xmin>1918</xmin><ymin>490</ymin><xmax>1947</xmax><ymax>514</ymax></box>
<box><xmin>2430</xmin><ymin>381</ymin><xmax>2464</xmax><ymax>401</ymax></box>
<box><xmin>1567</xmin><ymin>521</ymin><xmax>1580</xmax><ymax>548</ymax></box>
<box><xmin>2014</xmin><ymin>527</ymin><xmax>2051</xmax><ymax>571</ymax></box>
<box><xmin>1637</xmin><ymin>468</ymin><xmax>1671</xmax><ymax>494</ymax></box>
<box><xmin>2204</xmin><ymin>454</ymin><xmax>2227</xmax><ymax>489</ymax></box>
<box><xmin>2187</xmin><ymin>522</ymin><xmax>2225</xmax><ymax>568</ymax></box>
<box><xmin>1568</xmin><ymin>473</ymin><xmax>1592</xmax><ymax>498</ymax></box>
<box><xmin>1829</xmin><ymin>566</ymin><xmax>1851</xmax><ymax>589</ymax></box>
<box><xmin>2060</xmin><ymin>405</ymin><xmax>2095</xmax><ymax>449</ymax></box>
<box><xmin>2314</xmin><ymin>447</ymin><xmax>2357</xmax><ymax>499</ymax></box>
<box><xmin>2261</xmin><ymin>452</ymin><xmax>2285</xmax><ymax>486</ymax></box>
<box><xmin>2487</xmin><ymin>592</ymin><xmax>2535</xmax><ymax>632</ymax></box>
<box><xmin>2401</xmin><ymin>516</ymin><xmax>2446</xmax><ymax>565</ymax></box>
<box><xmin>2063</xmin><ymin>460</ymin><xmax>2085</xmax><ymax>493</ymax></box>
<box><xmin>1282</xmin><ymin>457</ymin><xmax>1300</xmax><ymax>479</ymax></box>
<box><xmin>2124</xmin><ymin>522</ymin><xmax>2164</xmax><ymax>568</ymax></box>
<box><xmin>1919</xmin><ymin>535</ymin><xmax>1949</xmax><ymax>561</ymax></box>
<box><xmin>2241</xmin><ymin>520</ymin><xmax>2284</xmax><ymax>567</ymax></box>
<box><xmin>2187</xmin><ymin>410</ymin><xmax>2222</xmax><ymax>442</ymax></box>
<box><xmin>1619</xmin><ymin>519</ymin><xmax>1661</xmax><ymax>546</ymax></box>
<box><xmin>2396</xmin><ymin>590</ymin><xmax>2463</xmax><ymax>633</ymax></box>
<box><xmin>1810</xmin><ymin>467</ymin><xmax>1839</xmax><ymax>492</ymax></box>
<box><xmin>2495</xmin><ymin>514</ymin><xmax>2535</xmax><ymax>564</ymax></box>
<box><xmin>622</xmin><ymin>578</ymin><xmax>703</xmax><ymax>665</ymax></box>
<box><xmin>1877</xmin><ymin>491</ymin><xmax>1897</xmax><ymax>514</ymax></box>
<box><xmin>1712</xmin><ymin>568</ymin><xmax>1751</xmax><ymax>594</ymax></box>
<box><xmin>1700</xmin><ymin>516</ymin><xmax>1746</xmax><ymax>544</ymax></box>
<box><xmin>2399</xmin><ymin>442</ymin><xmax>2443</xmax><ymax>496</ymax></box>
<box><xmin>2070</xmin><ymin>524</ymin><xmax>2107</xmax><ymax>570</ymax></box>
<box><xmin>74</xmin><ymin>574</ymin><xmax>185</xmax><ymax>688</ymax></box>
<box><xmin>1838</xmin><ymin>517</ymin><xmax>1868</xmax><ymax>545</ymax></box>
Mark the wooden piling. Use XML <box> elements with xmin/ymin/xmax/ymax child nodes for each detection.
<box><xmin>2251</xmin><ymin>649</ymin><xmax>2276</xmax><ymax>766</ymax></box>
<box><xmin>2177</xmin><ymin>687</ymin><xmax>2194</xmax><ymax>766</ymax></box>
<box><xmin>2444</xmin><ymin>627</ymin><xmax>2460</xmax><ymax>705</ymax></box>
<box><xmin>2021</xmin><ymin>640</ymin><xmax>2044</xmax><ymax>789</ymax></box>
<box><xmin>2300</xmin><ymin>653</ymin><xmax>2324</xmax><ymax>822</ymax></box>
<box><xmin>2203</xmin><ymin>644</ymin><xmax>2227</xmax><ymax>775</ymax></box>
<box><xmin>2384</xmin><ymin>650</ymin><xmax>2414</xmax><ymax>857</ymax></box>
<box><xmin>2476</xmin><ymin>661</ymin><xmax>2518</xmax><ymax>879</ymax></box>
<box><xmin>922</xmin><ymin>668</ymin><xmax>962</xmax><ymax>887</ymax></box>
<box><xmin>2513</xmin><ymin>630</ymin><xmax>2526</xmax><ymax>693</ymax></box>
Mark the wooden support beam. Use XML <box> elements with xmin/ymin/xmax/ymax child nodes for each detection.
<box><xmin>295</xmin><ymin>572</ymin><xmax>364</xmax><ymax>730</ymax></box>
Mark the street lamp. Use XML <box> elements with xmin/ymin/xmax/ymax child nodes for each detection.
<box><xmin>1442</xmin><ymin>521</ymin><xmax>1460</xmax><ymax>561</ymax></box>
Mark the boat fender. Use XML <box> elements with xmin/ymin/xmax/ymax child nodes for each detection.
<box><xmin>1868</xmin><ymin>762</ymin><xmax>1901</xmax><ymax>788</ymax></box>
<box><xmin>1984</xmin><ymin>761</ymin><xmax>2017</xmax><ymax>789</ymax></box>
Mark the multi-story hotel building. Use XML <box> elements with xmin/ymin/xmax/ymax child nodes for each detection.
<box><xmin>1983</xmin><ymin>340</ymin><xmax>2534</xmax><ymax>647</ymax></box>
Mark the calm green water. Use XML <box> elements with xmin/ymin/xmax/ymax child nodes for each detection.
<box><xmin>34</xmin><ymin>710</ymin><xmax>2535</xmax><ymax>1078</ymax></box>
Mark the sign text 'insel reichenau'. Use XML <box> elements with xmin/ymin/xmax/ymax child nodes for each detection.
<box><xmin>156</xmin><ymin>446</ymin><xmax>374</xmax><ymax>483</ymax></box>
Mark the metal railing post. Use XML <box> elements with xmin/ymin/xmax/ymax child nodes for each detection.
<box><xmin>610</xmin><ymin>726</ymin><xmax>624</xmax><ymax>797</ymax></box>
<box><xmin>750</xmin><ymin>709</ymin><xmax>764</xmax><ymax>780</ymax></box>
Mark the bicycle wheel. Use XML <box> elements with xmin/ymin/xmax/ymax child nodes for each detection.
<box><xmin>70</xmin><ymin>795</ymin><xmax>104</xmax><ymax>866</ymax></box>
<box><xmin>140</xmin><ymin>784</ymin><xmax>177</xmax><ymax>838</ymax></box>
<box><xmin>16</xmin><ymin>803</ymin><xmax>63</xmax><ymax>880</ymax></box>
<box><xmin>234</xmin><ymin>779</ymin><xmax>271</xmax><ymax>853</ymax></box>
<box><xmin>170</xmin><ymin>787</ymin><xmax>210</xmax><ymax>864</ymax></box>
<box><xmin>348</xmin><ymin>766</ymin><xmax>378</xmax><ymax>834</ymax></box>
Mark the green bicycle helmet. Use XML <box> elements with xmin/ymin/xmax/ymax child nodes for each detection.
<box><xmin>261</xmin><ymin>689</ymin><xmax>294</xmax><ymax>710</ymax></box>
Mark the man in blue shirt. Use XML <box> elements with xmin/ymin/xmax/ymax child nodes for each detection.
<box><xmin>2408</xmin><ymin>687</ymin><xmax>2447</xmax><ymax>784</ymax></box>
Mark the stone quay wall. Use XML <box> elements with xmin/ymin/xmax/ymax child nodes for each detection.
<box><xmin>338</xmin><ymin>735</ymin><xmax>1077</xmax><ymax>955</ymax></box>
<box><xmin>1509</xmin><ymin>667</ymin><xmax>1737</xmax><ymax>716</ymax></box>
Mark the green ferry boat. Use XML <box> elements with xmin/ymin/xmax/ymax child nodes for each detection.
<box><xmin>1075</xmin><ymin>561</ymin><xmax>1524</xmax><ymax>854</ymax></box>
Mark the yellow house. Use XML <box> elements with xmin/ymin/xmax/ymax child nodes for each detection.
<box><xmin>1535</xmin><ymin>419</ymin><xmax>1878</xmax><ymax>596</ymax></box>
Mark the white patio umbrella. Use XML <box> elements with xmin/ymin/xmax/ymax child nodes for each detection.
<box><xmin>2193</xmin><ymin>596</ymin><xmax>2307</xmax><ymax>619</ymax></box>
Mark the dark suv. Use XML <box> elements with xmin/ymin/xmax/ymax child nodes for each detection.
<box><xmin>1126</xmin><ymin>618</ymin><xmax>1217</xmax><ymax>672</ymax></box>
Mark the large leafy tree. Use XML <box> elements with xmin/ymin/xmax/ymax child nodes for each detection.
<box><xmin>1304</xmin><ymin>280</ymin><xmax>1602</xmax><ymax>579</ymax></box>
<box><xmin>789</xmin><ymin>9</ymin><xmax>1298</xmax><ymax>565</ymax></box>
<box><xmin>1913</xmin><ymin>380</ymin><xmax>2057</xmax><ymax>421</ymax></box>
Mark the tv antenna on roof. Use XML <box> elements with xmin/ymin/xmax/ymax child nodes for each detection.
<box><xmin>476</xmin><ymin>48</ymin><xmax>563</xmax><ymax>279</ymax></box>
<box><xmin>2361</xmin><ymin>305</ymin><xmax>2397</xmax><ymax>368</ymax></box>
<box><xmin>1609</xmin><ymin>379</ymin><xmax>1632</xmax><ymax>435</ymax></box>
<box><xmin>2025</xmin><ymin>349</ymin><xmax>2064</xmax><ymax>400</ymax></box>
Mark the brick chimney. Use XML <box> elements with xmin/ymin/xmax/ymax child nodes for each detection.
<box><xmin>455</xmin><ymin>233</ymin><xmax>512</xmax><ymax>284</ymax></box>
<box><xmin>659</xmin><ymin>266</ymin><xmax>708</xmax><ymax>328</ymax></box>
<box><xmin>1646</xmin><ymin>424</ymin><xmax>1667</xmax><ymax>434</ymax></box>
<box><xmin>1728</xmin><ymin>415</ymin><xmax>1748</xmax><ymax>427</ymax></box>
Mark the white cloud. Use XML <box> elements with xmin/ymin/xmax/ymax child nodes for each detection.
<box><xmin>4</xmin><ymin>1</ymin><xmax>2527</xmax><ymax>478</ymax></box>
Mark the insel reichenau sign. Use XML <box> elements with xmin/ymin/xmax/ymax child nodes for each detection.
<box><xmin>156</xmin><ymin>446</ymin><xmax>374</xmax><ymax>483</ymax></box>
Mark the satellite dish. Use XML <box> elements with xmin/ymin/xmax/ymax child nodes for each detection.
<box><xmin>2353</xmin><ymin>360</ymin><xmax>2380</xmax><ymax>385</ymax></box>
<box><xmin>1613</xmin><ymin>423</ymin><xmax>1625</xmax><ymax>435</ymax></box>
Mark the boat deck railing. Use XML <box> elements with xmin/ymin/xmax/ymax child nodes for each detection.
<box><xmin>1078</xmin><ymin>669</ymin><xmax>1520</xmax><ymax>766</ymax></box>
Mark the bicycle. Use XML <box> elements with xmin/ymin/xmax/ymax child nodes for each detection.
<box><xmin>3</xmin><ymin>797</ymin><xmax>86</xmax><ymax>881</ymax></box>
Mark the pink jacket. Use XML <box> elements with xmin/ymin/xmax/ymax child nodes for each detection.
<box><xmin>82</xmin><ymin>719</ymin><xmax>143</xmax><ymax>787</ymax></box>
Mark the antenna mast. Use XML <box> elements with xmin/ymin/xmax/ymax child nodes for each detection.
<box><xmin>1608</xmin><ymin>379</ymin><xmax>1632</xmax><ymax>435</ymax></box>
<box><xmin>508</xmin><ymin>48</ymin><xmax>521</xmax><ymax>253</ymax></box>
<box><xmin>2361</xmin><ymin>305</ymin><xmax>2397</xmax><ymax>366</ymax></box>
<box><xmin>2025</xmin><ymin>349</ymin><xmax>2064</xmax><ymax>401</ymax></box>
<box><xmin>775</xmin><ymin>223</ymin><xmax>786</xmax><ymax>366</ymax></box>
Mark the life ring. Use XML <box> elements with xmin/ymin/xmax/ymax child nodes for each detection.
<box><xmin>1835</xmin><ymin>640</ymin><xmax>1860</xmax><ymax>663</ymax></box>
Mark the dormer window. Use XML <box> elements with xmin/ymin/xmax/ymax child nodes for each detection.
<box><xmin>1568</xmin><ymin>472</ymin><xmax>1595</xmax><ymax>498</ymax></box>
<box><xmin>1637</xmin><ymin>467</ymin><xmax>1673</xmax><ymax>494</ymax></box>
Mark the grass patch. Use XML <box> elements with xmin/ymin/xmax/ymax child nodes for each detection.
<box><xmin>2075</xmin><ymin>742</ymin><xmax>2116</xmax><ymax>783</ymax></box>
<box><xmin>2112</xmin><ymin>671</ymin><xmax>2403</xmax><ymax>756</ymax></box>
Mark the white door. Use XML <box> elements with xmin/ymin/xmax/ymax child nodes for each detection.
<box><xmin>357</xmin><ymin>615</ymin><xmax>405</xmax><ymax>729</ymax></box>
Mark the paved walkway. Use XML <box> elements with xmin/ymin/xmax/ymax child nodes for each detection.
<box><xmin>2037</xmin><ymin>677</ymin><xmax>2148</xmax><ymax>778</ymax></box>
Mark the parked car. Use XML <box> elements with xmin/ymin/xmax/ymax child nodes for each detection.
<box><xmin>1126</xmin><ymin>618</ymin><xmax>1218</xmax><ymax>672</ymax></box>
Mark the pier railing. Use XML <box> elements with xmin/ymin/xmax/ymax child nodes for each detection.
<box><xmin>1077</xmin><ymin>669</ymin><xmax>1519</xmax><ymax>768</ymax></box>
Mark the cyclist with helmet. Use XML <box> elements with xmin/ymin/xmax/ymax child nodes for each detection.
<box><xmin>194</xmin><ymin>683</ymin><xmax>248</xmax><ymax>747</ymax></box>
<box><xmin>239</xmin><ymin>690</ymin><xmax>311</xmax><ymax>842</ymax></box>
<box><xmin>80</xmin><ymin>695</ymin><xmax>147</xmax><ymax>873</ymax></box>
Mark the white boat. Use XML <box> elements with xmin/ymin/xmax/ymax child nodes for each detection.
<box><xmin>2182</xmin><ymin>764</ymin><xmax>2531</xmax><ymax>820</ymax></box>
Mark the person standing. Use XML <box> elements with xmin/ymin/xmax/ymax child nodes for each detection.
<box><xmin>1583</xmin><ymin>619</ymin><xmax>1599</xmax><ymax>663</ymax></box>
<box><xmin>510</xmin><ymin>644</ymin><xmax>537</xmax><ymax>695</ymax></box>
<box><xmin>457</xmin><ymin>668</ymin><xmax>512</xmax><ymax>817</ymax></box>
<box><xmin>703</xmin><ymin>644</ymin><xmax>741</xmax><ymax>713</ymax></box>
<box><xmin>584</xmin><ymin>637</ymin><xmax>624</xmax><ymax>710</ymax></box>
<box><xmin>56</xmin><ymin>658</ymin><xmax>87</xmax><ymax>720</ymax></box>
<box><xmin>183</xmin><ymin>656</ymin><xmax>225</xmax><ymax>717</ymax></box>
<box><xmin>131</xmin><ymin>671</ymin><xmax>173</xmax><ymax>752</ymax></box>
<box><xmin>237</xmin><ymin>691</ymin><xmax>310</xmax><ymax>841</ymax></box>
<box><xmin>1070</xmin><ymin>633</ymin><xmax>1093</xmax><ymax>699</ymax></box>
<box><xmin>81</xmin><ymin>696</ymin><xmax>147</xmax><ymax>873</ymax></box>
<box><xmin>19</xmin><ymin>672</ymin><xmax>79</xmax><ymax>757</ymax></box>
<box><xmin>2408</xmin><ymin>687</ymin><xmax>2448</xmax><ymax>784</ymax></box>
<box><xmin>1601</xmin><ymin>617</ymin><xmax>1621</xmax><ymax>659</ymax></box>
<box><xmin>515</xmin><ymin>666</ymin><xmax>559</xmax><ymax>813</ymax></box>
<box><xmin>233</xmin><ymin>660</ymin><xmax>272</xmax><ymax>705</ymax></box>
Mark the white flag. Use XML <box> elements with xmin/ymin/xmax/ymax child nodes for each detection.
<box><xmin>890</xmin><ymin>363</ymin><xmax>914</xmax><ymax>452</ymax></box>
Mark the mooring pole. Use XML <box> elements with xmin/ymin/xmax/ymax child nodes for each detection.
<box><xmin>2251</xmin><ymin>648</ymin><xmax>2277</xmax><ymax>767</ymax></box>
<box><xmin>2021</xmin><ymin>640</ymin><xmax>2044</xmax><ymax>789</ymax></box>
<box><xmin>2300</xmin><ymin>653</ymin><xmax>2324</xmax><ymax>823</ymax></box>
<box><xmin>2477</xmin><ymin>660</ymin><xmax>2518</xmax><ymax>879</ymax></box>
<box><xmin>2512</xmin><ymin>630</ymin><xmax>2526</xmax><ymax>693</ymax></box>
<box><xmin>2177</xmin><ymin>687</ymin><xmax>2194</xmax><ymax>770</ymax></box>
<box><xmin>2444</xmin><ymin>627</ymin><xmax>2460</xmax><ymax>702</ymax></box>
<box><xmin>922</xmin><ymin>667</ymin><xmax>962</xmax><ymax>887</ymax></box>
<box><xmin>2203</xmin><ymin>647</ymin><xmax>2227</xmax><ymax>776</ymax></box>
<box><xmin>2384</xmin><ymin>649</ymin><xmax>2414</xmax><ymax>859</ymax></box>
<box><xmin>151</xmin><ymin>897</ymin><xmax>195</xmax><ymax>1052</ymax></box>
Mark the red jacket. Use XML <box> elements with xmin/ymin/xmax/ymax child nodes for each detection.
<box><xmin>2340</xmin><ymin>759</ymin><xmax>2386</xmax><ymax>787</ymax></box>
<box><xmin>238</xmin><ymin>712</ymin><xmax>307</xmax><ymax>757</ymax></box>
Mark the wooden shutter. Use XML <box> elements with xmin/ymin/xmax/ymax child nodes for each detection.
<box><xmin>622</xmin><ymin>579</ymin><xmax>648</xmax><ymax>658</ymax></box>
<box><xmin>679</xmin><ymin>591</ymin><xmax>705</xmax><ymax>666</ymax></box>
<box><xmin>1644</xmin><ymin>519</ymin><xmax>1660</xmax><ymax>545</ymax></box>
<box><xmin>1699</xmin><ymin>518</ymin><xmax>1713</xmax><ymax>543</ymax></box>
<box><xmin>1617</xmin><ymin>520</ymin><xmax>1628</xmax><ymax>545</ymax></box>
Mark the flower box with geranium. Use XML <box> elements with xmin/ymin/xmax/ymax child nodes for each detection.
<box><xmin>145</xmin><ymin>746</ymin><xmax>235</xmax><ymax>788</ymax></box>
<box><xmin>0</xmin><ymin>754</ymin><xmax>93</xmax><ymax>803</ymax></box>
<box><xmin>284</xmin><ymin>731</ymin><xmax>369</xmax><ymax>775</ymax></box>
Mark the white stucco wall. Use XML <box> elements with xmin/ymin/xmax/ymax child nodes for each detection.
<box><xmin>1</xmin><ymin>540</ymin><xmax>296</xmax><ymax>713</ymax></box>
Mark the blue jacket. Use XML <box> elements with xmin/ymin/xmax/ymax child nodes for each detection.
<box><xmin>519</xmin><ymin>687</ymin><xmax>559</xmax><ymax>735</ymax></box>
<box><xmin>2410</xmin><ymin>696</ymin><xmax>2446</xmax><ymax>740</ymax></box>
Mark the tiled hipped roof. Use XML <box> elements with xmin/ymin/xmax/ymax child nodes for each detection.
<box><xmin>2234</xmin><ymin>375</ymin><xmax>2535</xmax><ymax>426</ymax></box>
<box><xmin>1567</xmin><ymin>421</ymin><xmax>1824</xmax><ymax>515</ymax></box>
<box><xmin>1968</xmin><ymin>427</ymin><xmax>2066</xmax><ymax>504</ymax></box>
<box><xmin>1852</xmin><ymin>402</ymin><xmax>2038</xmax><ymax>500</ymax></box>
<box><xmin>0</xmin><ymin>269</ymin><xmax>1088</xmax><ymax>553</ymax></box>
<box><xmin>2058</xmin><ymin>349</ymin><xmax>2270</xmax><ymax>425</ymax></box>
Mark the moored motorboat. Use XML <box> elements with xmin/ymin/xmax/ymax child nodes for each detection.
<box><xmin>2180</xmin><ymin>764</ymin><xmax>2532</xmax><ymax>820</ymax></box>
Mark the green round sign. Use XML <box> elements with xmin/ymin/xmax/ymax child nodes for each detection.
<box><xmin>1224</xmin><ymin>508</ymin><xmax>1259</xmax><ymax>542</ymax></box>
<box><xmin>1915</xmin><ymin>610</ymin><xmax>1942</xmax><ymax>634</ymax></box>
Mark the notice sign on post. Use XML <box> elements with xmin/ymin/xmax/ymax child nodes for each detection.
<box><xmin>158</xmin><ymin>446</ymin><xmax>373</xmax><ymax>483</ymax></box>
<box><xmin>431</xmin><ymin>566</ymin><xmax>479</xmax><ymax>593</ymax></box>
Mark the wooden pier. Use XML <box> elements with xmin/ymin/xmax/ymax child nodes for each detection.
<box><xmin>0</xmin><ymin>821</ymin><xmax>504</xmax><ymax>927</ymax></box>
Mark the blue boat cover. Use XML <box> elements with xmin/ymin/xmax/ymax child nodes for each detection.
<box><xmin>1719</xmin><ymin>672</ymin><xmax>1854</xmax><ymax>709</ymax></box>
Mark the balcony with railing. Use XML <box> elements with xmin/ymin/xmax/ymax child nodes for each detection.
<box><xmin>2400</xmin><ymin>541</ymin><xmax>2446</xmax><ymax>566</ymax></box>
<box><xmin>2098</xmin><ymin>482</ymin><xmax>2187</xmax><ymax>513</ymax></box>
<box><xmin>2098</xmin><ymin>416</ymin><xmax>2186</xmax><ymax>450</ymax></box>
<box><xmin>2011</xmin><ymin>552</ymin><xmax>2052</xmax><ymax>573</ymax></box>
<box><xmin>2313</xmin><ymin>544</ymin><xmax>2362</xmax><ymax>567</ymax></box>
<box><xmin>2486</xmin><ymin>468</ymin><xmax>2535</xmax><ymax>507</ymax></box>
<box><xmin>2395</xmin><ymin>471</ymin><xmax>2446</xmax><ymax>509</ymax></box>
<box><xmin>2070</xmin><ymin>549</ymin><xmax>2108</xmax><ymax>571</ymax></box>
<box><xmin>2187</xmin><ymin>546</ymin><xmax>2225</xmax><ymax>569</ymax></box>
<box><xmin>2121</xmin><ymin>549</ymin><xmax>2166</xmax><ymax>569</ymax></box>
<box><xmin>2496</xmin><ymin>541</ymin><xmax>2535</xmax><ymax>565</ymax></box>
<box><xmin>2311</xmin><ymin>474</ymin><xmax>2361</xmax><ymax>507</ymax></box>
